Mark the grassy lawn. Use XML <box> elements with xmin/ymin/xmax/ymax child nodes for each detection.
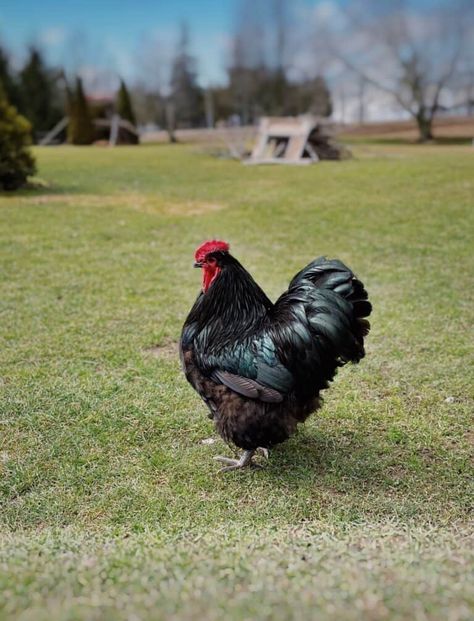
<box><xmin>1</xmin><ymin>143</ymin><xmax>473</xmax><ymax>620</ymax></box>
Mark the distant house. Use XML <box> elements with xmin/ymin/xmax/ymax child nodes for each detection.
<box><xmin>40</xmin><ymin>94</ymin><xmax>139</xmax><ymax>146</ymax></box>
<box><xmin>89</xmin><ymin>94</ymin><xmax>139</xmax><ymax>145</ymax></box>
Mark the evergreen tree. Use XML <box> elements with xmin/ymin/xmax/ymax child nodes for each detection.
<box><xmin>0</xmin><ymin>46</ymin><xmax>22</xmax><ymax>110</ymax></box>
<box><xmin>227</xmin><ymin>34</ymin><xmax>261</xmax><ymax>124</ymax></box>
<box><xmin>67</xmin><ymin>77</ymin><xmax>94</xmax><ymax>145</ymax></box>
<box><xmin>19</xmin><ymin>47</ymin><xmax>62</xmax><ymax>139</ymax></box>
<box><xmin>169</xmin><ymin>24</ymin><xmax>203</xmax><ymax>128</ymax></box>
<box><xmin>309</xmin><ymin>76</ymin><xmax>332</xmax><ymax>117</ymax></box>
<box><xmin>0</xmin><ymin>83</ymin><xmax>36</xmax><ymax>190</ymax></box>
<box><xmin>257</xmin><ymin>67</ymin><xmax>289</xmax><ymax>116</ymax></box>
<box><xmin>64</xmin><ymin>75</ymin><xmax>74</xmax><ymax>118</ymax></box>
<box><xmin>285</xmin><ymin>76</ymin><xmax>333</xmax><ymax>118</ymax></box>
<box><xmin>116</xmin><ymin>79</ymin><xmax>137</xmax><ymax>125</ymax></box>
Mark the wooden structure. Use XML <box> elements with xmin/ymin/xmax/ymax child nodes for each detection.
<box><xmin>39</xmin><ymin>114</ymin><xmax>139</xmax><ymax>146</ymax></box>
<box><xmin>245</xmin><ymin>116</ymin><xmax>349</xmax><ymax>165</ymax></box>
<box><xmin>94</xmin><ymin>116</ymin><xmax>139</xmax><ymax>145</ymax></box>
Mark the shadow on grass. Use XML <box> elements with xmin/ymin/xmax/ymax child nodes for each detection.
<box><xmin>260</xmin><ymin>425</ymin><xmax>467</xmax><ymax>510</ymax></box>
<box><xmin>0</xmin><ymin>179</ymin><xmax>86</xmax><ymax>199</ymax></box>
<box><xmin>268</xmin><ymin>430</ymin><xmax>387</xmax><ymax>483</ymax></box>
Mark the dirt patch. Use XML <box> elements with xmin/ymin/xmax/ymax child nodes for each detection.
<box><xmin>143</xmin><ymin>341</ymin><xmax>178</xmax><ymax>362</ymax></box>
<box><xmin>129</xmin><ymin>196</ymin><xmax>225</xmax><ymax>216</ymax></box>
<box><xmin>15</xmin><ymin>192</ymin><xmax>226</xmax><ymax>217</ymax></box>
<box><xmin>139</xmin><ymin>117</ymin><xmax>474</xmax><ymax>145</ymax></box>
<box><xmin>164</xmin><ymin>200</ymin><xmax>224</xmax><ymax>216</ymax></box>
<box><xmin>340</xmin><ymin>115</ymin><xmax>474</xmax><ymax>140</ymax></box>
<box><xmin>17</xmin><ymin>194</ymin><xmax>117</xmax><ymax>207</ymax></box>
<box><xmin>466</xmin><ymin>431</ymin><xmax>474</xmax><ymax>448</ymax></box>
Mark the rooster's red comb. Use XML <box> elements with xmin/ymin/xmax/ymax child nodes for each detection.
<box><xmin>194</xmin><ymin>240</ymin><xmax>230</xmax><ymax>262</ymax></box>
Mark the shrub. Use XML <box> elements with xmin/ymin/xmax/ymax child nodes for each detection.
<box><xmin>0</xmin><ymin>83</ymin><xmax>36</xmax><ymax>191</ymax></box>
<box><xmin>116</xmin><ymin>79</ymin><xmax>137</xmax><ymax>126</ymax></box>
<box><xmin>67</xmin><ymin>77</ymin><xmax>94</xmax><ymax>145</ymax></box>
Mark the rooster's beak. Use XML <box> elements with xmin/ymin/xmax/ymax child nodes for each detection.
<box><xmin>193</xmin><ymin>262</ymin><xmax>203</xmax><ymax>268</ymax></box>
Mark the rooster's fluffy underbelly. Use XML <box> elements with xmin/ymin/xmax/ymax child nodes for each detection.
<box><xmin>182</xmin><ymin>348</ymin><xmax>319</xmax><ymax>450</ymax></box>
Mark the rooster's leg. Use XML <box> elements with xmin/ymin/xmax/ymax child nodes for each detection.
<box><xmin>213</xmin><ymin>450</ymin><xmax>260</xmax><ymax>472</ymax></box>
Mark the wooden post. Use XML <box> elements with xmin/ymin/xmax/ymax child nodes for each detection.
<box><xmin>204</xmin><ymin>89</ymin><xmax>214</xmax><ymax>129</ymax></box>
<box><xmin>165</xmin><ymin>102</ymin><xmax>177</xmax><ymax>143</ymax></box>
<box><xmin>109</xmin><ymin>114</ymin><xmax>120</xmax><ymax>146</ymax></box>
<box><xmin>39</xmin><ymin>117</ymin><xmax>69</xmax><ymax>146</ymax></box>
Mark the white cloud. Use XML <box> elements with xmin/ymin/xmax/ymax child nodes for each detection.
<box><xmin>313</xmin><ymin>0</ymin><xmax>342</xmax><ymax>25</ymax></box>
<box><xmin>39</xmin><ymin>26</ymin><xmax>67</xmax><ymax>48</ymax></box>
<box><xmin>77</xmin><ymin>64</ymin><xmax>119</xmax><ymax>94</ymax></box>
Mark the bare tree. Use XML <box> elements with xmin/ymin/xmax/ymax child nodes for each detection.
<box><xmin>131</xmin><ymin>33</ymin><xmax>170</xmax><ymax>135</ymax></box>
<box><xmin>273</xmin><ymin>0</ymin><xmax>289</xmax><ymax>72</ymax></box>
<box><xmin>226</xmin><ymin>0</ymin><xmax>265</xmax><ymax>123</ymax></box>
<box><xmin>169</xmin><ymin>22</ymin><xmax>203</xmax><ymax>128</ymax></box>
<box><xmin>326</xmin><ymin>0</ymin><xmax>474</xmax><ymax>140</ymax></box>
<box><xmin>228</xmin><ymin>0</ymin><xmax>315</xmax><ymax>121</ymax></box>
<box><xmin>133</xmin><ymin>32</ymin><xmax>167</xmax><ymax>95</ymax></box>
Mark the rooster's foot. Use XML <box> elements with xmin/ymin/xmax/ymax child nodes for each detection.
<box><xmin>213</xmin><ymin>450</ymin><xmax>261</xmax><ymax>472</ymax></box>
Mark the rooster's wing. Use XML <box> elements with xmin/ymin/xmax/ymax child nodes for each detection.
<box><xmin>184</xmin><ymin>256</ymin><xmax>371</xmax><ymax>404</ymax></box>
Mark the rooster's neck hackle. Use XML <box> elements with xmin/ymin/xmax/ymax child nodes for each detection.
<box><xmin>186</xmin><ymin>255</ymin><xmax>273</xmax><ymax>345</ymax></box>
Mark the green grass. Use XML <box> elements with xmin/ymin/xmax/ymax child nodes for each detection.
<box><xmin>1</xmin><ymin>143</ymin><xmax>473</xmax><ymax>620</ymax></box>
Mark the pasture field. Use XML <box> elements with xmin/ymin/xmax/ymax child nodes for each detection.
<box><xmin>1</xmin><ymin>143</ymin><xmax>473</xmax><ymax>620</ymax></box>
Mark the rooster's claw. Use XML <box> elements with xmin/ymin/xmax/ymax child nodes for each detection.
<box><xmin>213</xmin><ymin>450</ymin><xmax>263</xmax><ymax>472</ymax></box>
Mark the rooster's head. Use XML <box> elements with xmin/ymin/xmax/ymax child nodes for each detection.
<box><xmin>194</xmin><ymin>240</ymin><xmax>230</xmax><ymax>293</ymax></box>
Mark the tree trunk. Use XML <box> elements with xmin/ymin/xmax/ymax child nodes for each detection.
<box><xmin>358</xmin><ymin>77</ymin><xmax>366</xmax><ymax>125</ymax></box>
<box><xmin>165</xmin><ymin>102</ymin><xmax>177</xmax><ymax>143</ymax></box>
<box><xmin>204</xmin><ymin>89</ymin><xmax>214</xmax><ymax>128</ymax></box>
<box><xmin>415</xmin><ymin>110</ymin><xmax>434</xmax><ymax>142</ymax></box>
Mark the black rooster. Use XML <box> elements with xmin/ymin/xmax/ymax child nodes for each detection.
<box><xmin>180</xmin><ymin>240</ymin><xmax>371</xmax><ymax>471</ymax></box>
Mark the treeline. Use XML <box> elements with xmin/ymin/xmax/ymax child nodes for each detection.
<box><xmin>134</xmin><ymin>17</ymin><xmax>332</xmax><ymax>131</ymax></box>
<box><xmin>0</xmin><ymin>46</ymin><xmax>63</xmax><ymax>141</ymax></box>
<box><xmin>0</xmin><ymin>13</ymin><xmax>332</xmax><ymax>142</ymax></box>
<box><xmin>0</xmin><ymin>44</ymin><xmax>138</xmax><ymax>144</ymax></box>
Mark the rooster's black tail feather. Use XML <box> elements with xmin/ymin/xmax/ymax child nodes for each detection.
<box><xmin>286</xmin><ymin>257</ymin><xmax>372</xmax><ymax>365</ymax></box>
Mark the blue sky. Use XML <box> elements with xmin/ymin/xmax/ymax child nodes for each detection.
<box><xmin>1</xmin><ymin>0</ymin><xmax>266</xmax><ymax>85</ymax></box>
<box><xmin>0</xmin><ymin>0</ymin><xmax>442</xmax><ymax>92</ymax></box>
